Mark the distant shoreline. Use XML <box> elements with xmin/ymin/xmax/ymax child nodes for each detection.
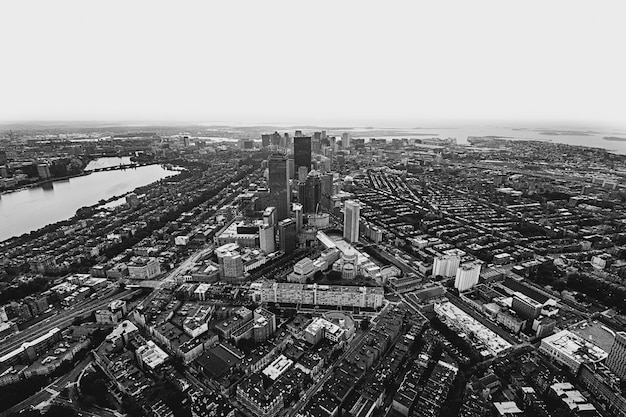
<box><xmin>0</xmin><ymin>171</ymin><xmax>91</xmax><ymax>196</ymax></box>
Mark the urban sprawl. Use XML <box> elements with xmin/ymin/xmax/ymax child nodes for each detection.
<box><xmin>2</xmin><ymin>127</ymin><xmax>626</xmax><ymax>417</ymax></box>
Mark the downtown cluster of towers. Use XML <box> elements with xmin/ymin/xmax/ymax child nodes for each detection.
<box><xmin>263</xmin><ymin>130</ymin><xmax>360</xmax><ymax>246</ymax></box>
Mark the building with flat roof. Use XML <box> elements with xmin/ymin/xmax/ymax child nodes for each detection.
<box><xmin>539</xmin><ymin>330</ymin><xmax>608</xmax><ymax>374</ymax></box>
<box><xmin>606</xmin><ymin>331</ymin><xmax>626</xmax><ymax>380</ymax></box>
<box><xmin>512</xmin><ymin>292</ymin><xmax>544</xmax><ymax>320</ymax></box>
<box><xmin>454</xmin><ymin>261</ymin><xmax>482</xmax><ymax>292</ymax></box>
<box><xmin>432</xmin><ymin>250</ymin><xmax>462</xmax><ymax>278</ymax></box>
<box><xmin>434</xmin><ymin>302</ymin><xmax>511</xmax><ymax>357</ymax></box>
<box><xmin>136</xmin><ymin>340</ymin><xmax>169</xmax><ymax>371</ymax></box>
<box><xmin>127</xmin><ymin>257</ymin><xmax>161</xmax><ymax>279</ymax></box>
<box><xmin>255</xmin><ymin>281</ymin><xmax>384</xmax><ymax>309</ymax></box>
<box><xmin>262</xmin><ymin>354</ymin><xmax>293</xmax><ymax>381</ymax></box>
<box><xmin>0</xmin><ymin>328</ymin><xmax>62</xmax><ymax>366</ymax></box>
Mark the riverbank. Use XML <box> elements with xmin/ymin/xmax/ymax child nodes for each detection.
<box><xmin>0</xmin><ymin>164</ymin><xmax>180</xmax><ymax>242</ymax></box>
<box><xmin>1</xmin><ymin>171</ymin><xmax>92</xmax><ymax>196</ymax></box>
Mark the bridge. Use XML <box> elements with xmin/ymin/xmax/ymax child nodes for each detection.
<box><xmin>85</xmin><ymin>162</ymin><xmax>157</xmax><ymax>173</ymax></box>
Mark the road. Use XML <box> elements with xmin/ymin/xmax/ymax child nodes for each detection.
<box><xmin>0</xmin><ymin>357</ymin><xmax>93</xmax><ymax>417</ymax></box>
<box><xmin>135</xmin><ymin>245</ymin><xmax>215</xmax><ymax>310</ymax></box>
<box><xmin>287</xmin><ymin>329</ymin><xmax>370</xmax><ymax>417</ymax></box>
<box><xmin>0</xmin><ymin>289</ymin><xmax>140</xmax><ymax>358</ymax></box>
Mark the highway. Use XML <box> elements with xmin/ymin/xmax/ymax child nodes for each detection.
<box><xmin>0</xmin><ymin>289</ymin><xmax>141</xmax><ymax>358</ymax></box>
<box><xmin>0</xmin><ymin>357</ymin><xmax>93</xmax><ymax>417</ymax></box>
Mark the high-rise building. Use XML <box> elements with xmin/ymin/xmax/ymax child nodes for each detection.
<box><xmin>263</xmin><ymin>206</ymin><xmax>277</xmax><ymax>227</ymax></box>
<box><xmin>300</xmin><ymin>171</ymin><xmax>321</xmax><ymax>214</ymax></box>
<box><xmin>432</xmin><ymin>253</ymin><xmax>461</xmax><ymax>278</ymax></box>
<box><xmin>268</xmin><ymin>154</ymin><xmax>290</xmax><ymax>221</ymax></box>
<box><xmin>321</xmin><ymin>173</ymin><xmax>333</xmax><ymax>210</ymax></box>
<box><xmin>278</xmin><ymin>219</ymin><xmax>297</xmax><ymax>254</ymax></box>
<box><xmin>454</xmin><ymin>261</ymin><xmax>482</xmax><ymax>292</ymax></box>
<box><xmin>341</xmin><ymin>132</ymin><xmax>351</xmax><ymax>149</ymax></box>
<box><xmin>261</xmin><ymin>134</ymin><xmax>271</xmax><ymax>148</ymax></box>
<box><xmin>343</xmin><ymin>200</ymin><xmax>360</xmax><ymax>243</ymax></box>
<box><xmin>312</xmin><ymin>132</ymin><xmax>322</xmax><ymax>153</ymax></box>
<box><xmin>606</xmin><ymin>332</ymin><xmax>626</xmax><ymax>379</ymax></box>
<box><xmin>259</xmin><ymin>224</ymin><xmax>275</xmax><ymax>254</ymax></box>
<box><xmin>297</xmin><ymin>166</ymin><xmax>309</xmax><ymax>182</ymax></box>
<box><xmin>292</xmin><ymin>203</ymin><xmax>303</xmax><ymax>234</ymax></box>
<box><xmin>294</xmin><ymin>136</ymin><xmax>312</xmax><ymax>175</ymax></box>
<box><xmin>0</xmin><ymin>150</ymin><xmax>7</xmax><ymax>165</ymax></box>
<box><xmin>287</xmin><ymin>158</ymin><xmax>295</xmax><ymax>179</ymax></box>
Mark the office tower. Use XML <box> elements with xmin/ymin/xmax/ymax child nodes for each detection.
<box><xmin>454</xmin><ymin>261</ymin><xmax>482</xmax><ymax>292</ymax></box>
<box><xmin>292</xmin><ymin>203</ymin><xmax>303</xmax><ymax>234</ymax></box>
<box><xmin>287</xmin><ymin>158</ymin><xmax>295</xmax><ymax>180</ymax></box>
<box><xmin>343</xmin><ymin>200</ymin><xmax>360</xmax><ymax>243</ymax></box>
<box><xmin>341</xmin><ymin>132</ymin><xmax>351</xmax><ymax>149</ymax></box>
<box><xmin>295</xmin><ymin>130</ymin><xmax>303</xmax><ymax>137</ymax></box>
<box><xmin>263</xmin><ymin>207</ymin><xmax>277</xmax><ymax>227</ymax></box>
<box><xmin>607</xmin><ymin>332</ymin><xmax>626</xmax><ymax>379</ymax></box>
<box><xmin>0</xmin><ymin>150</ymin><xmax>7</xmax><ymax>165</ymax></box>
<box><xmin>321</xmin><ymin>173</ymin><xmax>333</xmax><ymax>210</ymax></box>
<box><xmin>259</xmin><ymin>224</ymin><xmax>275</xmax><ymax>254</ymax></box>
<box><xmin>183</xmin><ymin>136</ymin><xmax>191</xmax><ymax>147</ymax></box>
<box><xmin>268</xmin><ymin>154</ymin><xmax>290</xmax><ymax>221</ymax></box>
<box><xmin>261</xmin><ymin>134</ymin><xmax>271</xmax><ymax>148</ymax></box>
<box><xmin>300</xmin><ymin>171</ymin><xmax>321</xmax><ymax>214</ymax></box>
<box><xmin>294</xmin><ymin>136</ymin><xmax>312</xmax><ymax>175</ymax></box>
<box><xmin>284</xmin><ymin>133</ymin><xmax>292</xmax><ymax>149</ymax></box>
<box><xmin>297</xmin><ymin>166</ymin><xmax>309</xmax><ymax>182</ymax></box>
<box><xmin>278</xmin><ymin>219</ymin><xmax>297</xmax><ymax>254</ymax></box>
<box><xmin>312</xmin><ymin>132</ymin><xmax>322</xmax><ymax>153</ymax></box>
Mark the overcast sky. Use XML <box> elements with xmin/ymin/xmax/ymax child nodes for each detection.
<box><xmin>1</xmin><ymin>1</ymin><xmax>625</xmax><ymax>128</ymax></box>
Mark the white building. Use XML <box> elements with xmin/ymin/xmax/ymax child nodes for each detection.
<box><xmin>259</xmin><ymin>224</ymin><xmax>275</xmax><ymax>254</ymax></box>
<box><xmin>454</xmin><ymin>261</ymin><xmax>482</xmax><ymax>292</ymax></box>
<box><xmin>127</xmin><ymin>257</ymin><xmax>161</xmax><ymax>279</ymax></box>
<box><xmin>539</xmin><ymin>330</ymin><xmax>608</xmax><ymax>374</ymax></box>
<box><xmin>136</xmin><ymin>340</ymin><xmax>169</xmax><ymax>371</ymax></box>
<box><xmin>432</xmin><ymin>250</ymin><xmax>462</xmax><ymax>278</ymax></box>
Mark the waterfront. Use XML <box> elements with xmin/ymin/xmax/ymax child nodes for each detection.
<box><xmin>0</xmin><ymin>163</ymin><xmax>177</xmax><ymax>242</ymax></box>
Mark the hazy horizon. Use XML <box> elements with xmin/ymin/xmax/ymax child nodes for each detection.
<box><xmin>1</xmin><ymin>1</ymin><xmax>624</xmax><ymax>129</ymax></box>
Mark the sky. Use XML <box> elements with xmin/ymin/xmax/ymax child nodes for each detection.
<box><xmin>0</xmin><ymin>1</ymin><xmax>625</xmax><ymax>128</ymax></box>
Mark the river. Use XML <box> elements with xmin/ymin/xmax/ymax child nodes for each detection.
<box><xmin>0</xmin><ymin>160</ymin><xmax>177</xmax><ymax>242</ymax></box>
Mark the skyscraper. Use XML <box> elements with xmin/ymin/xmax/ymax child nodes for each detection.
<box><xmin>607</xmin><ymin>332</ymin><xmax>626</xmax><ymax>379</ymax></box>
<box><xmin>299</xmin><ymin>171</ymin><xmax>322</xmax><ymax>214</ymax></box>
<box><xmin>292</xmin><ymin>203</ymin><xmax>303</xmax><ymax>234</ymax></box>
<box><xmin>259</xmin><ymin>224</ymin><xmax>275</xmax><ymax>254</ymax></box>
<box><xmin>268</xmin><ymin>154</ymin><xmax>290</xmax><ymax>221</ymax></box>
<box><xmin>341</xmin><ymin>132</ymin><xmax>351</xmax><ymax>149</ymax></box>
<box><xmin>278</xmin><ymin>219</ymin><xmax>297</xmax><ymax>255</ymax></box>
<box><xmin>294</xmin><ymin>136</ymin><xmax>312</xmax><ymax>175</ymax></box>
<box><xmin>321</xmin><ymin>173</ymin><xmax>333</xmax><ymax>210</ymax></box>
<box><xmin>343</xmin><ymin>200</ymin><xmax>360</xmax><ymax>243</ymax></box>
